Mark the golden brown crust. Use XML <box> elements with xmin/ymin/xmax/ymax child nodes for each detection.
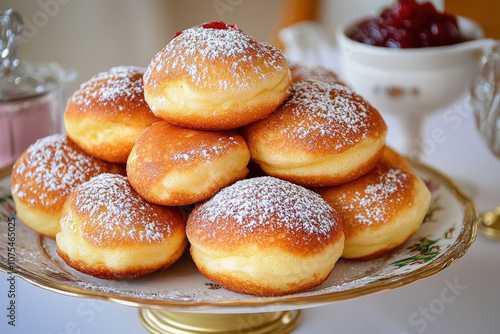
<box><xmin>288</xmin><ymin>60</ymin><xmax>343</xmax><ymax>84</ymax></box>
<box><xmin>381</xmin><ymin>146</ymin><xmax>413</xmax><ymax>173</ymax></box>
<box><xmin>187</xmin><ymin>176</ymin><xmax>343</xmax><ymax>254</ymax></box>
<box><xmin>316</xmin><ymin>161</ymin><xmax>431</xmax><ymax>259</ymax></box>
<box><xmin>245</xmin><ymin>80</ymin><xmax>387</xmax><ymax>157</ymax></box>
<box><xmin>127</xmin><ymin>121</ymin><xmax>251</xmax><ymax>206</ymax></box>
<box><xmin>56</xmin><ymin>173</ymin><xmax>188</xmax><ymax>280</ymax></box>
<box><xmin>62</xmin><ymin>174</ymin><xmax>185</xmax><ymax>248</ymax></box>
<box><xmin>11</xmin><ymin>134</ymin><xmax>125</xmax><ymax>238</ymax></box>
<box><xmin>243</xmin><ymin>80</ymin><xmax>387</xmax><ymax>187</ymax></box>
<box><xmin>11</xmin><ymin>134</ymin><xmax>125</xmax><ymax>214</ymax></box>
<box><xmin>323</xmin><ymin>162</ymin><xmax>415</xmax><ymax>239</ymax></box>
<box><xmin>186</xmin><ymin>176</ymin><xmax>344</xmax><ymax>296</ymax></box>
<box><xmin>64</xmin><ymin>66</ymin><xmax>160</xmax><ymax>163</ymax></box>
<box><xmin>143</xmin><ymin>23</ymin><xmax>291</xmax><ymax>130</ymax></box>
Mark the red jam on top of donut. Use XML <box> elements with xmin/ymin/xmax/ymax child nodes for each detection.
<box><xmin>201</xmin><ymin>21</ymin><xmax>240</xmax><ymax>31</ymax></box>
<box><xmin>349</xmin><ymin>0</ymin><xmax>465</xmax><ymax>48</ymax></box>
<box><xmin>172</xmin><ymin>21</ymin><xmax>241</xmax><ymax>39</ymax></box>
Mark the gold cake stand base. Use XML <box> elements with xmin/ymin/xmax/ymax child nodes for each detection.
<box><xmin>138</xmin><ymin>309</ymin><xmax>302</xmax><ymax>334</ymax></box>
<box><xmin>479</xmin><ymin>206</ymin><xmax>500</xmax><ymax>240</ymax></box>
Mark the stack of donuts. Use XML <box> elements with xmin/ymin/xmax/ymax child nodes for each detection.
<box><xmin>10</xmin><ymin>21</ymin><xmax>431</xmax><ymax>297</ymax></box>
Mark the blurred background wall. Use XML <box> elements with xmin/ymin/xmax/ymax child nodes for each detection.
<box><xmin>0</xmin><ymin>0</ymin><xmax>497</xmax><ymax>96</ymax></box>
<box><xmin>0</xmin><ymin>0</ymin><xmax>282</xmax><ymax>95</ymax></box>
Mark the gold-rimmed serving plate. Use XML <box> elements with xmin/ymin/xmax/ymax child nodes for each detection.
<box><xmin>0</xmin><ymin>160</ymin><xmax>479</xmax><ymax>333</ymax></box>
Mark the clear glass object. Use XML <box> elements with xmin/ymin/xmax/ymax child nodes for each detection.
<box><xmin>0</xmin><ymin>9</ymin><xmax>74</xmax><ymax>168</ymax></box>
<box><xmin>471</xmin><ymin>46</ymin><xmax>500</xmax><ymax>240</ymax></box>
<box><xmin>471</xmin><ymin>46</ymin><xmax>500</xmax><ymax>158</ymax></box>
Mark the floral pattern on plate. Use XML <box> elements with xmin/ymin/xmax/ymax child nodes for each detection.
<box><xmin>0</xmin><ymin>161</ymin><xmax>478</xmax><ymax>312</ymax></box>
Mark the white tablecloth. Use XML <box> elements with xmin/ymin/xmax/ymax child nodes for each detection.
<box><xmin>1</xmin><ymin>51</ymin><xmax>499</xmax><ymax>334</ymax></box>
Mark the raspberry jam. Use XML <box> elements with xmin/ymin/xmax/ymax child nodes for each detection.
<box><xmin>201</xmin><ymin>21</ymin><xmax>240</xmax><ymax>31</ymax></box>
<box><xmin>172</xmin><ymin>21</ymin><xmax>241</xmax><ymax>39</ymax></box>
<box><xmin>349</xmin><ymin>0</ymin><xmax>465</xmax><ymax>48</ymax></box>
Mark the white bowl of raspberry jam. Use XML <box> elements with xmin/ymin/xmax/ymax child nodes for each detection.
<box><xmin>336</xmin><ymin>15</ymin><xmax>497</xmax><ymax>118</ymax></box>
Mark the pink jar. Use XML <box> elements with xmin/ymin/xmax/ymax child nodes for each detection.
<box><xmin>0</xmin><ymin>10</ymin><xmax>74</xmax><ymax>169</ymax></box>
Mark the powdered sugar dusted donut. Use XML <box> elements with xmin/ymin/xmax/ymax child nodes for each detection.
<box><xmin>243</xmin><ymin>79</ymin><xmax>388</xmax><ymax>187</ymax></box>
<box><xmin>144</xmin><ymin>21</ymin><xmax>291</xmax><ymax>130</ymax></box>
<box><xmin>11</xmin><ymin>134</ymin><xmax>125</xmax><ymax>238</ymax></box>
<box><xmin>127</xmin><ymin>121</ymin><xmax>251</xmax><ymax>206</ymax></box>
<box><xmin>65</xmin><ymin>66</ymin><xmax>160</xmax><ymax>163</ymax></box>
<box><xmin>316</xmin><ymin>160</ymin><xmax>431</xmax><ymax>260</ymax></box>
<box><xmin>186</xmin><ymin>176</ymin><xmax>344</xmax><ymax>297</ymax></box>
<box><xmin>288</xmin><ymin>60</ymin><xmax>343</xmax><ymax>84</ymax></box>
<box><xmin>56</xmin><ymin>173</ymin><xmax>187</xmax><ymax>280</ymax></box>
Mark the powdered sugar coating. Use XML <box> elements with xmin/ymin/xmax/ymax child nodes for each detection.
<box><xmin>277</xmin><ymin>80</ymin><xmax>384</xmax><ymax>152</ymax></box>
<box><xmin>11</xmin><ymin>134</ymin><xmax>122</xmax><ymax>212</ymax></box>
<box><xmin>144</xmin><ymin>25</ymin><xmax>288</xmax><ymax>91</ymax></box>
<box><xmin>61</xmin><ymin>174</ymin><xmax>178</xmax><ymax>246</ymax></box>
<box><xmin>188</xmin><ymin>176</ymin><xmax>342</xmax><ymax>250</ymax></box>
<box><xmin>170</xmin><ymin>135</ymin><xmax>243</xmax><ymax>165</ymax></box>
<box><xmin>68</xmin><ymin>66</ymin><xmax>146</xmax><ymax>112</ymax></box>
<box><xmin>335</xmin><ymin>163</ymin><xmax>412</xmax><ymax>227</ymax></box>
<box><xmin>130</xmin><ymin>122</ymin><xmax>248</xmax><ymax>171</ymax></box>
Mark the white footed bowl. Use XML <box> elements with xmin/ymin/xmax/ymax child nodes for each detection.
<box><xmin>336</xmin><ymin>16</ymin><xmax>497</xmax><ymax>115</ymax></box>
